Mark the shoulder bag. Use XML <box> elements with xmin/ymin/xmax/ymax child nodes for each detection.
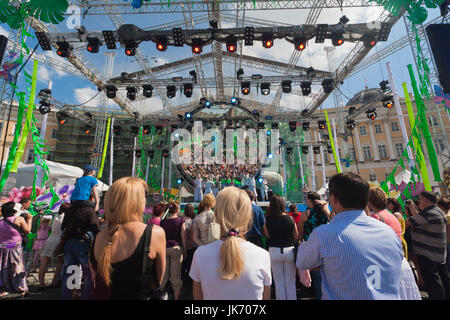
<box><xmin>3</xmin><ymin>217</ymin><xmax>29</xmax><ymax>247</ymax></box>
<box><xmin>207</xmin><ymin>213</ymin><xmax>221</xmax><ymax>244</ymax></box>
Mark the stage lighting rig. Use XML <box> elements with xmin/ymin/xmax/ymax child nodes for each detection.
<box><xmin>379</xmin><ymin>80</ymin><xmax>390</xmax><ymax>92</ymax></box>
<box><xmin>162</xmin><ymin>150</ymin><xmax>169</xmax><ymax>158</ymax></box>
<box><xmin>302</xmin><ymin>146</ymin><xmax>309</xmax><ymax>154</ymax></box>
<box><xmin>172</xmin><ymin>28</ymin><xmax>184</xmax><ymax>47</ymax></box>
<box><xmin>189</xmin><ymin>70</ymin><xmax>197</xmax><ymax>83</ymax></box>
<box><xmin>294</xmin><ymin>38</ymin><xmax>307</xmax><ymax>51</ymax></box>
<box><xmin>103</xmin><ymin>31</ymin><xmax>116</xmax><ymax>49</ymax></box>
<box><xmin>230</xmin><ymin>97</ymin><xmax>238</xmax><ymax>105</ymax></box>
<box><xmin>301</xmin><ymin>81</ymin><xmax>312</xmax><ymax>96</ymax></box>
<box><xmin>56</xmin><ymin>112</ymin><xmax>67</xmax><ymax>124</ymax></box>
<box><xmin>315</xmin><ymin>24</ymin><xmax>328</xmax><ymax>43</ymax></box>
<box><xmin>167</xmin><ymin>85</ymin><xmax>176</xmax><ymax>98</ymax></box>
<box><xmin>241</xmin><ymin>81</ymin><xmax>250</xmax><ymax>95</ymax></box>
<box><xmin>226</xmin><ymin>37</ymin><xmax>237</xmax><ymax>53</ymax></box>
<box><xmin>262</xmin><ymin>34</ymin><xmax>274</xmax><ymax>48</ymax></box>
<box><xmin>339</xmin><ymin>15</ymin><xmax>350</xmax><ymax>24</ymax></box>
<box><xmin>261</xmin><ymin>83</ymin><xmax>270</xmax><ymax>95</ymax></box>
<box><xmin>87</xmin><ymin>37</ymin><xmax>100</xmax><ymax>53</ymax></box>
<box><xmin>191</xmin><ymin>39</ymin><xmax>203</xmax><ymax>54</ymax></box>
<box><xmin>131</xmin><ymin>126</ymin><xmax>139</xmax><ymax>137</ymax></box>
<box><xmin>156</xmin><ymin>36</ymin><xmax>168</xmax><ymax>52</ymax></box>
<box><xmin>281</xmin><ymin>80</ymin><xmax>292</xmax><ymax>93</ymax></box>
<box><xmin>237</xmin><ymin>68</ymin><xmax>244</xmax><ymax>80</ymax></box>
<box><xmin>244</xmin><ymin>27</ymin><xmax>254</xmax><ymax>46</ymax></box>
<box><xmin>185</xmin><ymin>112</ymin><xmax>192</xmax><ymax>120</ymax></box>
<box><xmin>362</xmin><ymin>34</ymin><xmax>377</xmax><ymax>48</ymax></box>
<box><xmin>125</xmin><ymin>40</ymin><xmax>137</xmax><ymax>56</ymax></box>
<box><xmin>35</xmin><ymin>32</ymin><xmax>52</xmax><ymax>51</ymax></box>
<box><xmin>322</xmin><ymin>79</ymin><xmax>334</xmax><ymax>94</ymax></box>
<box><xmin>318</xmin><ymin>120</ymin><xmax>326</xmax><ymax>130</ymax></box>
<box><xmin>346</xmin><ymin>120</ymin><xmax>356</xmax><ymax>130</ymax></box>
<box><xmin>177</xmin><ymin>178</ymin><xmax>184</xmax><ymax>184</ymax></box>
<box><xmin>83</xmin><ymin>126</ymin><xmax>92</xmax><ymax>135</ymax></box>
<box><xmin>327</xmin><ymin>146</ymin><xmax>333</xmax><ymax>154</ymax></box>
<box><xmin>143</xmin><ymin>125</ymin><xmax>151</xmax><ymax>135</ymax></box>
<box><xmin>331</xmin><ymin>32</ymin><xmax>344</xmax><ymax>46</ymax></box>
<box><xmin>155</xmin><ymin>126</ymin><xmax>163</xmax><ymax>134</ymax></box>
<box><xmin>313</xmin><ymin>146</ymin><xmax>321</xmax><ymax>154</ymax></box>
<box><xmin>56</xmin><ymin>42</ymin><xmax>72</xmax><ymax>57</ymax></box>
<box><xmin>38</xmin><ymin>100</ymin><xmax>51</xmax><ymax>115</ymax></box>
<box><xmin>382</xmin><ymin>96</ymin><xmax>394</xmax><ymax>108</ymax></box>
<box><xmin>126</xmin><ymin>86</ymin><xmax>137</xmax><ymax>100</ymax></box>
<box><xmin>142</xmin><ymin>84</ymin><xmax>153</xmax><ymax>98</ymax></box>
<box><xmin>183</xmin><ymin>83</ymin><xmax>193</xmax><ymax>98</ymax></box>
<box><xmin>113</xmin><ymin>125</ymin><xmax>122</xmax><ymax>136</ymax></box>
<box><xmin>366</xmin><ymin>109</ymin><xmax>377</xmax><ymax>120</ymax></box>
<box><xmin>302</xmin><ymin>122</ymin><xmax>310</xmax><ymax>131</ymax></box>
<box><xmin>289</xmin><ymin>121</ymin><xmax>297</xmax><ymax>132</ymax></box>
<box><xmin>105</xmin><ymin>85</ymin><xmax>118</xmax><ymax>99</ymax></box>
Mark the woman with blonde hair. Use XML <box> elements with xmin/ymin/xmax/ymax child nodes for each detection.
<box><xmin>189</xmin><ymin>187</ymin><xmax>272</xmax><ymax>300</ymax></box>
<box><xmin>193</xmin><ymin>193</ymin><xmax>217</xmax><ymax>246</ymax></box>
<box><xmin>89</xmin><ymin>177</ymin><xmax>166</xmax><ymax>299</ymax></box>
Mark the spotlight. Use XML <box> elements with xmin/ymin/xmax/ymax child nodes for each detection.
<box><xmin>56</xmin><ymin>112</ymin><xmax>67</xmax><ymax>124</ymax></box>
<box><xmin>83</xmin><ymin>126</ymin><xmax>92</xmax><ymax>135</ymax></box>
<box><xmin>38</xmin><ymin>101</ymin><xmax>51</xmax><ymax>114</ymax></box>
<box><xmin>155</xmin><ymin>126</ymin><xmax>163</xmax><ymax>135</ymax></box>
<box><xmin>252</xmin><ymin>109</ymin><xmax>260</xmax><ymax>119</ymax></box>
<box><xmin>322</xmin><ymin>79</ymin><xmax>334</xmax><ymax>94</ymax></box>
<box><xmin>191</xmin><ymin>39</ymin><xmax>203</xmax><ymax>54</ymax></box>
<box><xmin>185</xmin><ymin>112</ymin><xmax>192</xmax><ymax>119</ymax></box>
<box><xmin>142</xmin><ymin>84</ymin><xmax>153</xmax><ymax>98</ymax></box>
<box><xmin>379</xmin><ymin>80</ymin><xmax>389</xmax><ymax>91</ymax></box>
<box><xmin>315</xmin><ymin>24</ymin><xmax>328</xmax><ymax>43</ymax></box>
<box><xmin>294</xmin><ymin>38</ymin><xmax>307</xmax><ymax>51</ymax></box>
<box><xmin>289</xmin><ymin>121</ymin><xmax>297</xmax><ymax>132</ymax></box>
<box><xmin>126</xmin><ymin>86</ymin><xmax>137</xmax><ymax>101</ymax></box>
<box><xmin>102</xmin><ymin>30</ymin><xmax>116</xmax><ymax>49</ymax></box>
<box><xmin>143</xmin><ymin>125</ymin><xmax>151</xmax><ymax>135</ymax></box>
<box><xmin>261</xmin><ymin>83</ymin><xmax>270</xmax><ymax>95</ymax></box>
<box><xmin>156</xmin><ymin>36</ymin><xmax>168</xmax><ymax>52</ymax></box>
<box><xmin>383</xmin><ymin>96</ymin><xmax>394</xmax><ymax>109</ymax></box>
<box><xmin>281</xmin><ymin>80</ymin><xmax>292</xmax><ymax>93</ymax></box>
<box><xmin>113</xmin><ymin>125</ymin><xmax>122</xmax><ymax>136</ymax></box>
<box><xmin>87</xmin><ymin>37</ymin><xmax>100</xmax><ymax>53</ymax></box>
<box><xmin>302</xmin><ymin>122</ymin><xmax>310</xmax><ymax>131</ymax></box>
<box><xmin>262</xmin><ymin>34</ymin><xmax>274</xmax><ymax>48</ymax></box>
<box><xmin>237</xmin><ymin>68</ymin><xmax>244</xmax><ymax>80</ymax></box>
<box><xmin>176</xmin><ymin>178</ymin><xmax>183</xmax><ymax>184</ymax></box>
<box><xmin>162</xmin><ymin>149</ymin><xmax>169</xmax><ymax>158</ymax></box>
<box><xmin>313</xmin><ymin>146</ymin><xmax>321</xmax><ymax>154</ymax></box>
<box><xmin>209</xmin><ymin>20</ymin><xmax>218</xmax><ymax>29</ymax></box>
<box><xmin>286</xmin><ymin>147</ymin><xmax>293</xmax><ymax>156</ymax></box>
<box><xmin>131</xmin><ymin>126</ymin><xmax>139</xmax><ymax>137</ymax></box>
<box><xmin>271</xmin><ymin>123</ymin><xmax>279</xmax><ymax>129</ymax></box>
<box><xmin>258</xmin><ymin>122</ymin><xmax>265</xmax><ymax>130</ymax></box>
<box><xmin>183</xmin><ymin>83</ymin><xmax>193</xmax><ymax>98</ymax></box>
<box><xmin>327</xmin><ymin>146</ymin><xmax>333</xmax><ymax>153</ymax></box>
<box><xmin>306</xmin><ymin>67</ymin><xmax>316</xmax><ymax>78</ymax></box>
<box><xmin>56</xmin><ymin>42</ymin><xmax>72</xmax><ymax>57</ymax></box>
<box><xmin>205</xmin><ymin>100</ymin><xmax>211</xmax><ymax>108</ymax></box>
<box><xmin>331</xmin><ymin>33</ymin><xmax>344</xmax><ymax>46</ymax></box>
<box><xmin>363</xmin><ymin>35</ymin><xmax>377</xmax><ymax>48</ymax></box>
<box><xmin>348</xmin><ymin>106</ymin><xmax>356</xmax><ymax>115</ymax></box>
<box><xmin>244</xmin><ymin>27</ymin><xmax>254</xmax><ymax>46</ymax></box>
<box><xmin>167</xmin><ymin>85</ymin><xmax>176</xmax><ymax>98</ymax></box>
<box><xmin>35</xmin><ymin>32</ymin><xmax>52</xmax><ymax>51</ymax></box>
<box><xmin>366</xmin><ymin>109</ymin><xmax>377</xmax><ymax>120</ymax></box>
<box><xmin>172</xmin><ymin>28</ymin><xmax>184</xmax><ymax>47</ymax></box>
<box><xmin>125</xmin><ymin>40</ymin><xmax>137</xmax><ymax>56</ymax></box>
<box><xmin>190</xmin><ymin>70</ymin><xmax>197</xmax><ymax>83</ymax></box>
<box><xmin>339</xmin><ymin>15</ymin><xmax>350</xmax><ymax>24</ymax></box>
<box><xmin>346</xmin><ymin>120</ymin><xmax>356</xmax><ymax>130</ymax></box>
<box><xmin>105</xmin><ymin>85</ymin><xmax>118</xmax><ymax>99</ymax></box>
<box><xmin>241</xmin><ymin>81</ymin><xmax>250</xmax><ymax>95</ymax></box>
<box><xmin>302</xmin><ymin>146</ymin><xmax>309</xmax><ymax>154</ymax></box>
<box><xmin>318</xmin><ymin>120</ymin><xmax>326</xmax><ymax>130</ymax></box>
<box><xmin>226</xmin><ymin>37</ymin><xmax>237</xmax><ymax>53</ymax></box>
<box><xmin>301</xmin><ymin>81</ymin><xmax>312</xmax><ymax>96</ymax></box>
<box><xmin>267</xmin><ymin>129</ymin><xmax>271</xmax><ymax>136</ymax></box>
<box><xmin>230</xmin><ymin>96</ymin><xmax>238</xmax><ymax>105</ymax></box>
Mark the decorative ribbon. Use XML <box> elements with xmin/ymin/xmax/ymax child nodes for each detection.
<box><xmin>97</xmin><ymin>117</ymin><xmax>111</xmax><ymax>179</ymax></box>
<box><xmin>324</xmin><ymin>110</ymin><xmax>341</xmax><ymax>174</ymax></box>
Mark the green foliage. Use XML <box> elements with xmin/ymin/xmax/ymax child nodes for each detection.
<box><xmin>0</xmin><ymin>0</ymin><xmax>16</xmax><ymax>23</ymax></box>
<box><xmin>369</xmin><ymin>0</ymin><xmax>446</xmax><ymax>24</ymax></box>
<box><xmin>24</xmin><ymin>0</ymin><xmax>69</xmax><ymax>24</ymax></box>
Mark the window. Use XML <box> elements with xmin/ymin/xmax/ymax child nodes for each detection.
<box><xmin>9</xmin><ymin>124</ymin><xmax>16</xmax><ymax>136</ymax></box>
<box><xmin>378</xmin><ymin>144</ymin><xmax>387</xmax><ymax>159</ymax></box>
<box><xmin>26</xmin><ymin>149</ymin><xmax>34</xmax><ymax>164</ymax></box>
<box><xmin>375</xmin><ymin>124</ymin><xmax>382</xmax><ymax>134</ymax></box>
<box><xmin>51</xmin><ymin>129</ymin><xmax>58</xmax><ymax>139</ymax></box>
<box><xmin>359</xmin><ymin>125</ymin><xmax>367</xmax><ymax>136</ymax></box>
<box><xmin>348</xmin><ymin>146</ymin><xmax>356</xmax><ymax>161</ymax></box>
<box><xmin>391</xmin><ymin>121</ymin><xmax>399</xmax><ymax>132</ymax></box>
<box><xmin>369</xmin><ymin>174</ymin><xmax>377</xmax><ymax>182</ymax></box>
<box><xmin>363</xmin><ymin>145</ymin><xmax>372</xmax><ymax>160</ymax></box>
<box><xmin>428</xmin><ymin>116</ymin><xmax>439</xmax><ymax>127</ymax></box>
<box><xmin>47</xmin><ymin>150</ymin><xmax>55</xmax><ymax>161</ymax></box>
<box><xmin>435</xmin><ymin>138</ymin><xmax>445</xmax><ymax>153</ymax></box>
<box><xmin>323</xmin><ymin>151</ymin><xmax>329</xmax><ymax>163</ymax></box>
<box><xmin>385</xmin><ymin>173</ymin><xmax>390</xmax><ymax>180</ymax></box>
<box><xmin>395</xmin><ymin>143</ymin><xmax>404</xmax><ymax>158</ymax></box>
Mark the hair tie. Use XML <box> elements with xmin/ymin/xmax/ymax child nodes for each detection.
<box><xmin>106</xmin><ymin>241</ymin><xmax>112</xmax><ymax>247</ymax></box>
<box><xmin>227</xmin><ymin>229</ymin><xmax>240</xmax><ymax>237</ymax></box>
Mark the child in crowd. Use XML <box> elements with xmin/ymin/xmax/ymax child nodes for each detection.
<box><xmin>32</xmin><ymin>216</ymin><xmax>52</xmax><ymax>266</ymax></box>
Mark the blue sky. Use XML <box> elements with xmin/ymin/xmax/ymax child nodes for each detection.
<box><xmin>0</xmin><ymin>4</ymin><xmax>443</xmax><ymax>115</ymax></box>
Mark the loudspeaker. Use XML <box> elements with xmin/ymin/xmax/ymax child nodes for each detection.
<box><xmin>426</xmin><ymin>24</ymin><xmax>450</xmax><ymax>93</ymax></box>
<box><xmin>0</xmin><ymin>35</ymin><xmax>8</xmax><ymax>67</ymax></box>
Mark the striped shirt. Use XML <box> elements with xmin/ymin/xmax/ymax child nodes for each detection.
<box><xmin>296</xmin><ymin>210</ymin><xmax>403</xmax><ymax>300</ymax></box>
<box><xmin>409</xmin><ymin>205</ymin><xmax>447</xmax><ymax>264</ymax></box>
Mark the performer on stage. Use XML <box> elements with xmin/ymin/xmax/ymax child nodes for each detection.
<box><xmin>212</xmin><ymin>179</ymin><xmax>219</xmax><ymax>198</ymax></box>
<box><xmin>246</xmin><ymin>174</ymin><xmax>257</xmax><ymax>199</ymax></box>
<box><xmin>204</xmin><ymin>176</ymin><xmax>214</xmax><ymax>195</ymax></box>
<box><xmin>259</xmin><ymin>178</ymin><xmax>268</xmax><ymax>201</ymax></box>
<box><xmin>194</xmin><ymin>174</ymin><xmax>203</xmax><ymax>202</ymax></box>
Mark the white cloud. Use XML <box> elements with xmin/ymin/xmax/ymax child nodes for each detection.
<box><xmin>0</xmin><ymin>25</ymin><xmax>9</xmax><ymax>38</ymax></box>
<box><xmin>44</xmin><ymin>51</ymin><xmax>69</xmax><ymax>78</ymax></box>
<box><xmin>37</xmin><ymin>65</ymin><xmax>51</xmax><ymax>84</ymax></box>
<box><xmin>74</xmin><ymin>86</ymin><xmax>107</xmax><ymax>108</ymax></box>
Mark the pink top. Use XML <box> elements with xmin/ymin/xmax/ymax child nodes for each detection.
<box><xmin>370</xmin><ymin>209</ymin><xmax>402</xmax><ymax>240</ymax></box>
<box><xmin>147</xmin><ymin>217</ymin><xmax>161</xmax><ymax>226</ymax></box>
<box><xmin>36</xmin><ymin>225</ymin><xmax>50</xmax><ymax>241</ymax></box>
<box><xmin>0</xmin><ymin>217</ymin><xmax>22</xmax><ymax>245</ymax></box>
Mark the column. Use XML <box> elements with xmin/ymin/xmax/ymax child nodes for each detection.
<box><xmin>353</xmin><ymin>122</ymin><xmax>364</xmax><ymax>161</ymax></box>
<box><xmin>368</xmin><ymin>124</ymin><xmax>380</xmax><ymax>160</ymax></box>
<box><xmin>383</xmin><ymin>121</ymin><xmax>396</xmax><ymax>159</ymax></box>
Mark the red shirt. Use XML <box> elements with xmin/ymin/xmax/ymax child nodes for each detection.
<box><xmin>288</xmin><ymin>212</ymin><xmax>301</xmax><ymax>224</ymax></box>
<box><xmin>370</xmin><ymin>209</ymin><xmax>402</xmax><ymax>240</ymax></box>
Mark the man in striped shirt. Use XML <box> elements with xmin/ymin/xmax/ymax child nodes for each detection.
<box><xmin>296</xmin><ymin>172</ymin><xmax>403</xmax><ymax>299</ymax></box>
<box><xmin>406</xmin><ymin>191</ymin><xmax>450</xmax><ymax>300</ymax></box>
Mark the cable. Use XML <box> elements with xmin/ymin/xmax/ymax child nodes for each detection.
<box><xmin>334</xmin><ymin>85</ymin><xmax>353</xmax><ymax>101</ymax></box>
<box><xmin>73</xmin><ymin>90</ymin><xmax>101</xmax><ymax>107</ymax></box>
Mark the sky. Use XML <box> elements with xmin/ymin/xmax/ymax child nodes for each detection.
<box><xmin>0</xmin><ymin>2</ymin><xmax>444</xmax><ymax>117</ymax></box>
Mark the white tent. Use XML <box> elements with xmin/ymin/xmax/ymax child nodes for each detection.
<box><xmin>13</xmin><ymin>161</ymin><xmax>109</xmax><ymax>192</ymax></box>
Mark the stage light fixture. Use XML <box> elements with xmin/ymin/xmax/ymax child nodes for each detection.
<box><xmin>302</xmin><ymin>122</ymin><xmax>310</xmax><ymax>131</ymax></box>
<box><xmin>38</xmin><ymin>101</ymin><xmax>51</xmax><ymax>115</ymax></box>
<box><xmin>177</xmin><ymin>178</ymin><xmax>183</xmax><ymax>184</ymax></box>
<box><xmin>155</xmin><ymin>126</ymin><xmax>163</xmax><ymax>134</ymax></box>
<box><xmin>302</xmin><ymin>146</ymin><xmax>309</xmax><ymax>154</ymax></box>
<box><xmin>306</xmin><ymin>67</ymin><xmax>316</xmax><ymax>78</ymax></box>
<box><xmin>105</xmin><ymin>85</ymin><xmax>118</xmax><ymax>99</ymax></box>
<box><xmin>348</xmin><ymin>106</ymin><xmax>356</xmax><ymax>115</ymax></box>
<box><xmin>318</xmin><ymin>120</ymin><xmax>326</xmax><ymax>130</ymax></box>
<box><xmin>241</xmin><ymin>81</ymin><xmax>250</xmax><ymax>95</ymax></box>
<box><xmin>35</xmin><ymin>32</ymin><xmax>52</xmax><ymax>51</ymax></box>
<box><xmin>271</xmin><ymin>123</ymin><xmax>279</xmax><ymax>129</ymax></box>
<box><xmin>125</xmin><ymin>41</ymin><xmax>137</xmax><ymax>56</ymax></box>
<box><xmin>267</xmin><ymin>129</ymin><xmax>271</xmax><ymax>136</ymax></box>
<box><xmin>294</xmin><ymin>38</ymin><xmax>307</xmax><ymax>51</ymax></box>
<box><xmin>237</xmin><ymin>68</ymin><xmax>244</xmax><ymax>80</ymax></box>
<box><xmin>185</xmin><ymin>112</ymin><xmax>192</xmax><ymax>119</ymax></box>
<box><xmin>281</xmin><ymin>80</ymin><xmax>292</xmax><ymax>93</ymax></box>
<box><xmin>339</xmin><ymin>15</ymin><xmax>350</xmax><ymax>24</ymax></box>
<box><xmin>156</xmin><ymin>36</ymin><xmax>168</xmax><ymax>52</ymax></box>
<box><xmin>262</xmin><ymin>34</ymin><xmax>274</xmax><ymax>48</ymax></box>
<box><xmin>102</xmin><ymin>31</ymin><xmax>116</xmax><ymax>49</ymax></box>
<box><xmin>331</xmin><ymin>33</ymin><xmax>344</xmax><ymax>46</ymax></box>
<box><xmin>244</xmin><ymin>27</ymin><xmax>254</xmax><ymax>46</ymax></box>
<box><xmin>126</xmin><ymin>86</ymin><xmax>137</xmax><ymax>101</ymax></box>
<box><xmin>230</xmin><ymin>96</ymin><xmax>238</xmax><ymax>105</ymax></box>
<box><xmin>322</xmin><ymin>79</ymin><xmax>334</xmax><ymax>94</ymax></box>
<box><xmin>289</xmin><ymin>121</ymin><xmax>297</xmax><ymax>132</ymax></box>
<box><xmin>113</xmin><ymin>125</ymin><xmax>122</xmax><ymax>136</ymax></box>
<box><xmin>167</xmin><ymin>85</ymin><xmax>176</xmax><ymax>98</ymax></box>
<box><xmin>286</xmin><ymin>147</ymin><xmax>293</xmax><ymax>156</ymax></box>
<box><xmin>313</xmin><ymin>146</ymin><xmax>321</xmax><ymax>154</ymax></box>
<box><xmin>261</xmin><ymin>83</ymin><xmax>270</xmax><ymax>95</ymax></box>
<box><xmin>162</xmin><ymin>149</ymin><xmax>169</xmax><ymax>158</ymax></box>
<box><xmin>183</xmin><ymin>83</ymin><xmax>193</xmax><ymax>98</ymax></box>
<box><xmin>226</xmin><ymin>37</ymin><xmax>237</xmax><ymax>53</ymax></box>
<box><xmin>366</xmin><ymin>109</ymin><xmax>377</xmax><ymax>120</ymax></box>
<box><xmin>301</xmin><ymin>81</ymin><xmax>312</xmax><ymax>96</ymax></box>
<box><xmin>383</xmin><ymin>97</ymin><xmax>394</xmax><ymax>109</ymax></box>
<box><xmin>142</xmin><ymin>84</ymin><xmax>153</xmax><ymax>98</ymax></box>
<box><xmin>189</xmin><ymin>70</ymin><xmax>197</xmax><ymax>83</ymax></box>
<box><xmin>143</xmin><ymin>125</ymin><xmax>151</xmax><ymax>135</ymax></box>
<box><xmin>56</xmin><ymin>112</ymin><xmax>67</xmax><ymax>125</ymax></box>
<box><xmin>258</xmin><ymin>177</ymin><xmax>264</xmax><ymax>183</ymax></box>
<box><xmin>252</xmin><ymin>109</ymin><xmax>260</xmax><ymax>119</ymax></box>
<box><xmin>83</xmin><ymin>126</ymin><xmax>92</xmax><ymax>135</ymax></box>
<box><xmin>315</xmin><ymin>24</ymin><xmax>328</xmax><ymax>43</ymax></box>
<box><xmin>379</xmin><ymin>80</ymin><xmax>389</xmax><ymax>91</ymax></box>
<box><xmin>172</xmin><ymin>28</ymin><xmax>184</xmax><ymax>46</ymax></box>
<box><xmin>205</xmin><ymin>100</ymin><xmax>211</xmax><ymax>108</ymax></box>
<box><xmin>87</xmin><ymin>37</ymin><xmax>100</xmax><ymax>53</ymax></box>
<box><xmin>131</xmin><ymin>126</ymin><xmax>139</xmax><ymax>137</ymax></box>
<box><xmin>327</xmin><ymin>146</ymin><xmax>333</xmax><ymax>154</ymax></box>
<box><xmin>362</xmin><ymin>34</ymin><xmax>377</xmax><ymax>48</ymax></box>
<box><xmin>56</xmin><ymin>42</ymin><xmax>72</xmax><ymax>57</ymax></box>
<box><xmin>191</xmin><ymin>39</ymin><xmax>203</xmax><ymax>54</ymax></box>
<box><xmin>267</xmin><ymin>153</ymin><xmax>273</xmax><ymax>159</ymax></box>
<box><xmin>346</xmin><ymin>120</ymin><xmax>356</xmax><ymax>130</ymax></box>
<box><xmin>377</xmin><ymin>22</ymin><xmax>392</xmax><ymax>42</ymax></box>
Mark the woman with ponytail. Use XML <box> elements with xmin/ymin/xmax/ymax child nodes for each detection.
<box><xmin>189</xmin><ymin>187</ymin><xmax>272</xmax><ymax>300</ymax></box>
<box><xmin>89</xmin><ymin>177</ymin><xmax>166</xmax><ymax>299</ymax></box>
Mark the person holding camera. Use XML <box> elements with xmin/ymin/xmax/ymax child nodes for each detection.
<box><xmin>0</xmin><ymin>202</ymin><xmax>32</xmax><ymax>297</ymax></box>
<box><xmin>405</xmin><ymin>191</ymin><xmax>450</xmax><ymax>300</ymax></box>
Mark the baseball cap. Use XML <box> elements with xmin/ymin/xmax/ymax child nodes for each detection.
<box><xmin>84</xmin><ymin>164</ymin><xmax>97</xmax><ymax>172</ymax></box>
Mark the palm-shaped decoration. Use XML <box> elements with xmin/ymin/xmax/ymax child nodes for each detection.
<box><xmin>370</xmin><ymin>0</ymin><xmax>446</xmax><ymax>24</ymax></box>
<box><xmin>24</xmin><ymin>0</ymin><xmax>69</xmax><ymax>25</ymax></box>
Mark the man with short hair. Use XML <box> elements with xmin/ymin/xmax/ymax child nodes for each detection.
<box><xmin>245</xmin><ymin>190</ymin><xmax>266</xmax><ymax>248</ymax></box>
<box><xmin>406</xmin><ymin>191</ymin><xmax>450</xmax><ymax>300</ymax></box>
<box><xmin>296</xmin><ymin>172</ymin><xmax>403</xmax><ymax>299</ymax></box>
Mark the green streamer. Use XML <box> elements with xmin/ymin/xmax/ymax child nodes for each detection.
<box><xmin>98</xmin><ymin>118</ymin><xmax>111</xmax><ymax>179</ymax></box>
<box><xmin>324</xmin><ymin>110</ymin><xmax>341</xmax><ymax>173</ymax></box>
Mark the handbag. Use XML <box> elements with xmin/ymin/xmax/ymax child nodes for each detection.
<box><xmin>207</xmin><ymin>214</ymin><xmax>221</xmax><ymax>244</ymax></box>
<box><xmin>3</xmin><ymin>217</ymin><xmax>29</xmax><ymax>247</ymax></box>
